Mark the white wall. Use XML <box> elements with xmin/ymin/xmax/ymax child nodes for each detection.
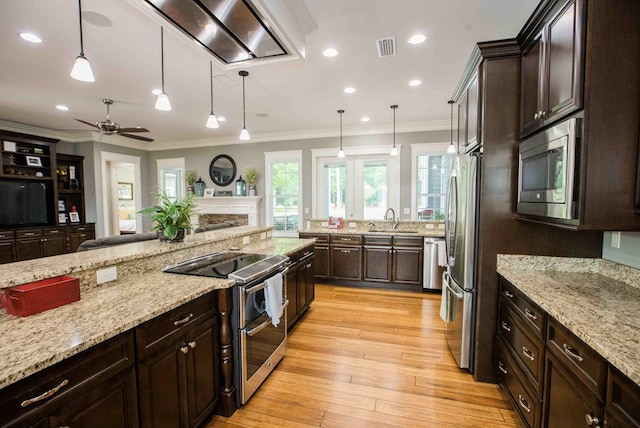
<box><xmin>603</xmin><ymin>231</ymin><xmax>640</xmax><ymax>269</ymax></box>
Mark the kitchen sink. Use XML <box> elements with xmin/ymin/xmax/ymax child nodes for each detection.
<box><xmin>369</xmin><ymin>229</ymin><xmax>419</xmax><ymax>234</ymax></box>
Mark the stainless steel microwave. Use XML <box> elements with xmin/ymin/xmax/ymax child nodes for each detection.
<box><xmin>517</xmin><ymin>118</ymin><xmax>580</xmax><ymax>219</ymax></box>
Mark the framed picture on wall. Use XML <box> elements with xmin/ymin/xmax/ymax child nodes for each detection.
<box><xmin>203</xmin><ymin>188</ymin><xmax>215</xmax><ymax>197</ymax></box>
<box><xmin>118</xmin><ymin>182</ymin><xmax>133</xmax><ymax>200</ymax></box>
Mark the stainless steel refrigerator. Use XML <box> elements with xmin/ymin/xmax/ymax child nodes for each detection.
<box><xmin>443</xmin><ymin>147</ymin><xmax>480</xmax><ymax>371</ymax></box>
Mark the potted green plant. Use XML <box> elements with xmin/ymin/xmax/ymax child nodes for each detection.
<box><xmin>244</xmin><ymin>167</ymin><xmax>259</xmax><ymax>196</ymax></box>
<box><xmin>185</xmin><ymin>170</ymin><xmax>197</xmax><ymax>195</ymax></box>
<box><xmin>139</xmin><ymin>192</ymin><xmax>196</xmax><ymax>242</ymax></box>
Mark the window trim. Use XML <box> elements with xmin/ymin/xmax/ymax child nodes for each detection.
<box><xmin>156</xmin><ymin>157</ymin><xmax>185</xmax><ymax>201</ymax></box>
<box><xmin>265</xmin><ymin>150</ymin><xmax>303</xmax><ymax>237</ymax></box>
<box><xmin>311</xmin><ymin>146</ymin><xmax>401</xmax><ymax>219</ymax></box>
<box><xmin>411</xmin><ymin>143</ymin><xmax>450</xmax><ymax>220</ymax></box>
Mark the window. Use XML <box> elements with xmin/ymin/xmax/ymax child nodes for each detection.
<box><xmin>411</xmin><ymin>143</ymin><xmax>453</xmax><ymax>220</ymax></box>
<box><xmin>156</xmin><ymin>158</ymin><xmax>185</xmax><ymax>201</ymax></box>
<box><xmin>265</xmin><ymin>151</ymin><xmax>302</xmax><ymax>236</ymax></box>
<box><xmin>313</xmin><ymin>147</ymin><xmax>399</xmax><ymax>220</ymax></box>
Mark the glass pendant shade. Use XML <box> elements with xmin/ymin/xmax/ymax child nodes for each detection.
<box><xmin>390</xmin><ymin>146</ymin><xmax>398</xmax><ymax>156</ymax></box>
<box><xmin>447</xmin><ymin>143</ymin><xmax>456</xmax><ymax>154</ymax></box>
<box><xmin>207</xmin><ymin>113</ymin><xmax>219</xmax><ymax>128</ymax></box>
<box><xmin>70</xmin><ymin>54</ymin><xmax>94</xmax><ymax>82</ymax></box>
<box><xmin>338</xmin><ymin>148</ymin><xmax>345</xmax><ymax>158</ymax></box>
<box><xmin>155</xmin><ymin>91</ymin><xmax>171</xmax><ymax>111</ymax></box>
<box><xmin>239</xmin><ymin>127</ymin><xmax>250</xmax><ymax>140</ymax></box>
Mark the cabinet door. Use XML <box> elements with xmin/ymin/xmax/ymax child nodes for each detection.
<box><xmin>16</xmin><ymin>236</ymin><xmax>43</xmax><ymax>261</ymax></box>
<box><xmin>363</xmin><ymin>246</ymin><xmax>392</xmax><ymax>282</ymax></box>
<box><xmin>304</xmin><ymin>257</ymin><xmax>315</xmax><ymax>307</ymax></box>
<box><xmin>392</xmin><ymin>247</ymin><xmax>423</xmax><ymax>286</ymax></box>
<box><xmin>0</xmin><ymin>239</ymin><xmax>16</xmax><ymax>264</ymax></box>
<box><xmin>544</xmin><ymin>0</ymin><xmax>583</xmax><ymax>124</ymax></box>
<box><xmin>297</xmin><ymin>260</ymin><xmax>309</xmax><ymax>313</ymax></box>
<box><xmin>466</xmin><ymin>75</ymin><xmax>479</xmax><ymax>148</ymax></box>
<box><xmin>48</xmin><ymin>367</ymin><xmax>139</xmax><ymax>428</ymax></box>
<box><xmin>286</xmin><ymin>266</ymin><xmax>299</xmax><ymax>328</ymax></box>
<box><xmin>41</xmin><ymin>235</ymin><xmax>66</xmax><ymax>257</ymax></box>
<box><xmin>185</xmin><ymin>318</ymin><xmax>217</xmax><ymax>428</ymax></box>
<box><xmin>313</xmin><ymin>244</ymin><xmax>329</xmax><ymax>280</ymax></box>
<box><xmin>68</xmin><ymin>230</ymin><xmax>94</xmax><ymax>253</ymax></box>
<box><xmin>137</xmin><ymin>342</ymin><xmax>184</xmax><ymax>428</ymax></box>
<box><xmin>520</xmin><ymin>35</ymin><xmax>543</xmax><ymax>136</ymax></box>
<box><xmin>330</xmin><ymin>246</ymin><xmax>362</xmax><ymax>281</ymax></box>
<box><xmin>544</xmin><ymin>352</ymin><xmax>604</xmax><ymax>428</ymax></box>
<box><xmin>457</xmin><ymin>92</ymin><xmax>468</xmax><ymax>153</ymax></box>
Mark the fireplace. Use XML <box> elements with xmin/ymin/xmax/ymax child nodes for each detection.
<box><xmin>192</xmin><ymin>196</ymin><xmax>262</xmax><ymax>227</ymax></box>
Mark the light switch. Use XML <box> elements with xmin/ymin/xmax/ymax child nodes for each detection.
<box><xmin>611</xmin><ymin>231</ymin><xmax>621</xmax><ymax>248</ymax></box>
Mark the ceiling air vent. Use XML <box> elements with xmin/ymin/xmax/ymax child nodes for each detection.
<box><xmin>376</xmin><ymin>37</ymin><xmax>396</xmax><ymax>58</ymax></box>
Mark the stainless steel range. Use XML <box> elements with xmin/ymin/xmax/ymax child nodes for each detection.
<box><xmin>163</xmin><ymin>251</ymin><xmax>289</xmax><ymax>405</ymax></box>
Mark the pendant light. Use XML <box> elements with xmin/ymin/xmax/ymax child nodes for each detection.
<box><xmin>337</xmin><ymin>109</ymin><xmax>345</xmax><ymax>158</ymax></box>
<box><xmin>206</xmin><ymin>61</ymin><xmax>219</xmax><ymax>128</ymax></box>
<box><xmin>447</xmin><ymin>100</ymin><xmax>456</xmax><ymax>154</ymax></box>
<box><xmin>390</xmin><ymin>104</ymin><xmax>399</xmax><ymax>156</ymax></box>
<box><xmin>239</xmin><ymin>70</ymin><xmax>250</xmax><ymax>140</ymax></box>
<box><xmin>155</xmin><ymin>27</ymin><xmax>172</xmax><ymax>111</ymax></box>
<box><xmin>70</xmin><ymin>0</ymin><xmax>95</xmax><ymax>82</ymax></box>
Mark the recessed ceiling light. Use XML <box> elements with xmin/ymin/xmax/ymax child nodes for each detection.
<box><xmin>409</xmin><ymin>79</ymin><xmax>422</xmax><ymax>87</ymax></box>
<box><xmin>361</xmin><ymin>117</ymin><xmax>370</xmax><ymax>122</ymax></box>
<box><xmin>344</xmin><ymin>87</ymin><xmax>356</xmax><ymax>94</ymax></box>
<box><xmin>217</xmin><ymin>116</ymin><xmax>226</xmax><ymax>122</ymax></box>
<box><xmin>323</xmin><ymin>48</ymin><xmax>338</xmax><ymax>57</ymax></box>
<box><xmin>152</xmin><ymin>89</ymin><xmax>162</xmax><ymax>95</ymax></box>
<box><xmin>408</xmin><ymin>34</ymin><xmax>426</xmax><ymax>44</ymax></box>
<box><xmin>56</xmin><ymin>105</ymin><xmax>69</xmax><ymax>111</ymax></box>
<box><xmin>19</xmin><ymin>33</ymin><xmax>42</xmax><ymax>43</ymax></box>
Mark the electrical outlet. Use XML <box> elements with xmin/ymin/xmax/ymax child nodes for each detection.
<box><xmin>403</xmin><ymin>207</ymin><xmax>410</xmax><ymax>215</ymax></box>
<box><xmin>260</xmin><ymin>232</ymin><xmax>267</xmax><ymax>240</ymax></box>
<box><xmin>348</xmin><ymin>222</ymin><xmax>357</xmax><ymax>228</ymax></box>
<box><xmin>242</xmin><ymin>236</ymin><xmax>250</xmax><ymax>245</ymax></box>
<box><xmin>96</xmin><ymin>266</ymin><xmax>117</xmax><ymax>284</ymax></box>
<box><xmin>321</xmin><ymin>221</ymin><xmax>328</xmax><ymax>227</ymax></box>
<box><xmin>304</xmin><ymin>207</ymin><xmax>309</xmax><ymax>214</ymax></box>
<box><xmin>425</xmin><ymin>223</ymin><xmax>435</xmax><ymax>229</ymax></box>
<box><xmin>611</xmin><ymin>231</ymin><xmax>621</xmax><ymax>249</ymax></box>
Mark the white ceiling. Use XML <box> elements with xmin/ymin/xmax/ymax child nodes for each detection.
<box><xmin>0</xmin><ymin>0</ymin><xmax>538</xmax><ymax>150</ymax></box>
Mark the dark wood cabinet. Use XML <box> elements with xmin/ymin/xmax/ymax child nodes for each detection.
<box><xmin>363</xmin><ymin>235</ymin><xmax>392</xmax><ymax>283</ymax></box>
<box><xmin>286</xmin><ymin>262</ymin><xmax>299</xmax><ymax>328</ymax></box>
<box><xmin>0</xmin><ymin>231</ymin><xmax>16</xmax><ymax>263</ymax></box>
<box><xmin>606</xmin><ymin>367</ymin><xmax>640</xmax><ymax>427</ymax></box>
<box><xmin>286</xmin><ymin>244</ymin><xmax>315</xmax><ymax>331</ymax></box>
<box><xmin>519</xmin><ymin>0</ymin><xmax>584</xmax><ymax>138</ymax></box>
<box><xmin>67</xmin><ymin>224</ymin><xmax>95</xmax><ymax>252</ymax></box>
<box><xmin>299</xmin><ymin>233</ymin><xmax>329</xmax><ymax>280</ymax></box>
<box><xmin>329</xmin><ymin>234</ymin><xmax>362</xmax><ymax>281</ymax></box>
<box><xmin>391</xmin><ymin>236</ymin><xmax>423</xmax><ymax>287</ymax></box>
<box><xmin>0</xmin><ymin>332</ymin><xmax>138</xmax><ymax>428</ymax></box>
<box><xmin>299</xmin><ymin>250</ymin><xmax>315</xmax><ymax>310</ymax></box>
<box><xmin>136</xmin><ymin>293</ymin><xmax>218</xmax><ymax>428</ymax></box>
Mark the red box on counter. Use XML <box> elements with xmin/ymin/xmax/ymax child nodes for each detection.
<box><xmin>2</xmin><ymin>276</ymin><xmax>80</xmax><ymax>317</ymax></box>
<box><xmin>328</xmin><ymin>216</ymin><xmax>344</xmax><ymax>229</ymax></box>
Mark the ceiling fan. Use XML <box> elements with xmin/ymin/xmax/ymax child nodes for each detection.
<box><xmin>75</xmin><ymin>99</ymin><xmax>154</xmax><ymax>142</ymax></box>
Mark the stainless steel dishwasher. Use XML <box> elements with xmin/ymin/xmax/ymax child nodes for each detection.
<box><xmin>423</xmin><ymin>238</ymin><xmax>445</xmax><ymax>290</ymax></box>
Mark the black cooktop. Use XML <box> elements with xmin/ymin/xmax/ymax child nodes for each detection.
<box><xmin>163</xmin><ymin>252</ymin><xmax>268</xmax><ymax>278</ymax></box>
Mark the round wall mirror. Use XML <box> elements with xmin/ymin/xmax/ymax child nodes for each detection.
<box><xmin>209</xmin><ymin>154</ymin><xmax>237</xmax><ymax>186</ymax></box>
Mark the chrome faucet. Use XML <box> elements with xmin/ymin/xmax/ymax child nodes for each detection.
<box><xmin>384</xmin><ymin>208</ymin><xmax>400</xmax><ymax>230</ymax></box>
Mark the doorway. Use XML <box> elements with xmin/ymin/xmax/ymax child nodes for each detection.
<box><xmin>99</xmin><ymin>152</ymin><xmax>142</xmax><ymax>237</ymax></box>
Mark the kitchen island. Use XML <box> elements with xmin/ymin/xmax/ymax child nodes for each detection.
<box><xmin>0</xmin><ymin>226</ymin><xmax>314</xmax><ymax>426</ymax></box>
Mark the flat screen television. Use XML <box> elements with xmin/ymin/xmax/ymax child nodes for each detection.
<box><xmin>0</xmin><ymin>180</ymin><xmax>52</xmax><ymax>228</ymax></box>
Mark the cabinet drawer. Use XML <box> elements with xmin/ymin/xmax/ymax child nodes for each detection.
<box><xmin>0</xmin><ymin>331</ymin><xmax>135</xmax><ymax>426</ymax></box>
<box><xmin>498</xmin><ymin>304</ymin><xmax>545</xmax><ymax>394</ymax></box>
<box><xmin>392</xmin><ymin>236</ymin><xmax>423</xmax><ymax>247</ymax></box>
<box><xmin>500</xmin><ymin>277</ymin><xmax>546</xmax><ymax>338</ymax></box>
<box><xmin>496</xmin><ymin>343</ymin><xmax>542</xmax><ymax>428</ymax></box>
<box><xmin>135</xmin><ymin>293</ymin><xmax>216</xmax><ymax>358</ymax></box>
<box><xmin>68</xmin><ymin>224</ymin><xmax>94</xmax><ymax>234</ymax></box>
<box><xmin>299</xmin><ymin>233</ymin><xmax>329</xmax><ymax>244</ymax></box>
<box><xmin>606</xmin><ymin>367</ymin><xmax>640</xmax><ymax>427</ymax></box>
<box><xmin>547</xmin><ymin>318</ymin><xmax>607</xmax><ymax>401</ymax></box>
<box><xmin>330</xmin><ymin>234</ymin><xmax>362</xmax><ymax>245</ymax></box>
<box><xmin>363</xmin><ymin>235</ymin><xmax>392</xmax><ymax>246</ymax></box>
<box><xmin>16</xmin><ymin>229</ymin><xmax>42</xmax><ymax>239</ymax></box>
<box><xmin>298</xmin><ymin>245</ymin><xmax>314</xmax><ymax>260</ymax></box>
<box><xmin>0</xmin><ymin>230</ymin><xmax>15</xmax><ymax>240</ymax></box>
<box><xmin>42</xmin><ymin>227</ymin><xmax>66</xmax><ymax>236</ymax></box>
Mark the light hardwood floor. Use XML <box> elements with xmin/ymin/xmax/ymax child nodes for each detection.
<box><xmin>207</xmin><ymin>284</ymin><xmax>522</xmax><ymax>427</ymax></box>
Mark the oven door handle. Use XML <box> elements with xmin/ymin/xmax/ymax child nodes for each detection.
<box><xmin>245</xmin><ymin>267</ymin><xmax>289</xmax><ymax>296</ymax></box>
<box><xmin>245</xmin><ymin>300</ymin><xmax>289</xmax><ymax>337</ymax></box>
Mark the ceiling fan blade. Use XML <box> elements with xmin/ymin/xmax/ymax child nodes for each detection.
<box><xmin>118</xmin><ymin>127</ymin><xmax>150</xmax><ymax>133</ymax></box>
<box><xmin>120</xmin><ymin>133</ymin><xmax>154</xmax><ymax>142</ymax></box>
<box><xmin>74</xmin><ymin>118</ymin><xmax>100</xmax><ymax>129</ymax></box>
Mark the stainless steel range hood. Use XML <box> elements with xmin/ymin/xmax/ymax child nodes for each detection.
<box><xmin>144</xmin><ymin>0</ymin><xmax>287</xmax><ymax>64</ymax></box>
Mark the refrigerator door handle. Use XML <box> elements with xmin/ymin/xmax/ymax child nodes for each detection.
<box><xmin>445</xmin><ymin>174</ymin><xmax>458</xmax><ymax>267</ymax></box>
<box><xmin>445</xmin><ymin>276</ymin><xmax>464</xmax><ymax>299</ymax></box>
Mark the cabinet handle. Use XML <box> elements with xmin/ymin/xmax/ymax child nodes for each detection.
<box><xmin>534</xmin><ymin>112</ymin><xmax>539</xmax><ymax>120</ymax></box>
<box><xmin>540</xmin><ymin>110</ymin><xmax>547</xmax><ymax>118</ymax></box>
<box><xmin>49</xmin><ymin>230</ymin><xmax>60</xmax><ymax>234</ymax></box>
<box><xmin>24</xmin><ymin>232</ymin><xmax>35</xmax><ymax>236</ymax></box>
<box><xmin>340</xmin><ymin>250</ymin><xmax>351</xmax><ymax>253</ymax></box>
<box><xmin>585</xmin><ymin>414</ymin><xmax>601</xmax><ymax>427</ymax></box>
<box><xmin>522</xmin><ymin>346</ymin><xmax>535</xmax><ymax>361</ymax></box>
<box><xmin>518</xmin><ymin>395</ymin><xmax>531</xmax><ymax>413</ymax></box>
<box><xmin>41</xmin><ymin>238</ymin><xmax>47</xmax><ymax>242</ymax></box>
<box><xmin>524</xmin><ymin>308</ymin><xmax>537</xmax><ymax>321</ymax></box>
<box><xmin>501</xmin><ymin>321</ymin><xmax>511</xmax><ymax>332</ymax></box>
<box><xmin>80</xmin><ymin>233</ymin><xmax>86</xmax><ymax>238</ymax></box>
<box><xmin>562</xmin><ymin>343</ymin><xmax>584</xmax><ymax>362</ymax></box>
<box><xmin>21</xmin><ymin>379</ymin><xmax>69</xmax><ymax>407</ymax></box>
<box><xmin>174</xmin><ymin>313</ymin><xmax>194</xmax><ymax>326</ymax></box>
<box><xmin>498</xmin><ymin>361</ymin><xmax>508</xmax><ymax>374</ymax></box>
<box><xmin>188</xmin><ymin>341</ymin><xmax>197</xmax><ymax>349</ymax></box>
<box><xmin>306</xmin><ymin>263</ymin><xmax>312</xmax><ymax>268</ymax></box>
<box><xmin>504</xmin><ymin>290</ymin><xmax>514</xmax><ymax>299</ymax></box>
<box><xmin>180</xmin><ymin>345</ymin><xmax>189</xmax><ymax>354</ymax></box>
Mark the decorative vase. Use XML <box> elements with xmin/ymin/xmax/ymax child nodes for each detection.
<box><xmin>187</xmin><ymin>185</ymin><xmax>194</xmax><ymax>196</ymax></box>
<box><xmin>235</xmin><ymin>175</ymin><xmax>247</xmax><ymax>196</ymax></box>
<box><xmin>157</xmin><ymin>229</ymin><xmax>186</xmax><ymax>242</ymax></box>
<box><xmin>194</xmin><ymin>177</ymin><xmax>206</xmax><ymax>197</ymax></box>
<box><xmin>248</xmin><ymin>184</ymin><xmax>256</xmax><ymax>196</ymax></box>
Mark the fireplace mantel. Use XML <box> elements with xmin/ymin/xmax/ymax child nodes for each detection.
<box><xmin>193</xmin><ymin>196</ymin><xmax>262</xmax><ymax>226</ymax></box>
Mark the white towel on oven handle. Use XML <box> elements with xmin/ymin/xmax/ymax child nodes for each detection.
<box><xmin>264</xmin><ymin>273</ymin><xmax>283</xmax><ymax>327</ymax></box>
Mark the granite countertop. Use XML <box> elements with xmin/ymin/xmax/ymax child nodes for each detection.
<box><xmin>300</xmin><ymin>228</ymin><xmax>445</xmax><ymax>237</ymax></box>
<box><xmin>0</xmin><ymin>236</ymin><xmax>313</xmax><ymax>390</ymax></box>
<box><xmin>497</xmin><ymin>255</ymin><xmax>640</xmax><ymax>387</ymax></box>
<box><xmin>301</xmin><ymin>219</ymin><xmax>445</xmax><ymax>237</ymax></box>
